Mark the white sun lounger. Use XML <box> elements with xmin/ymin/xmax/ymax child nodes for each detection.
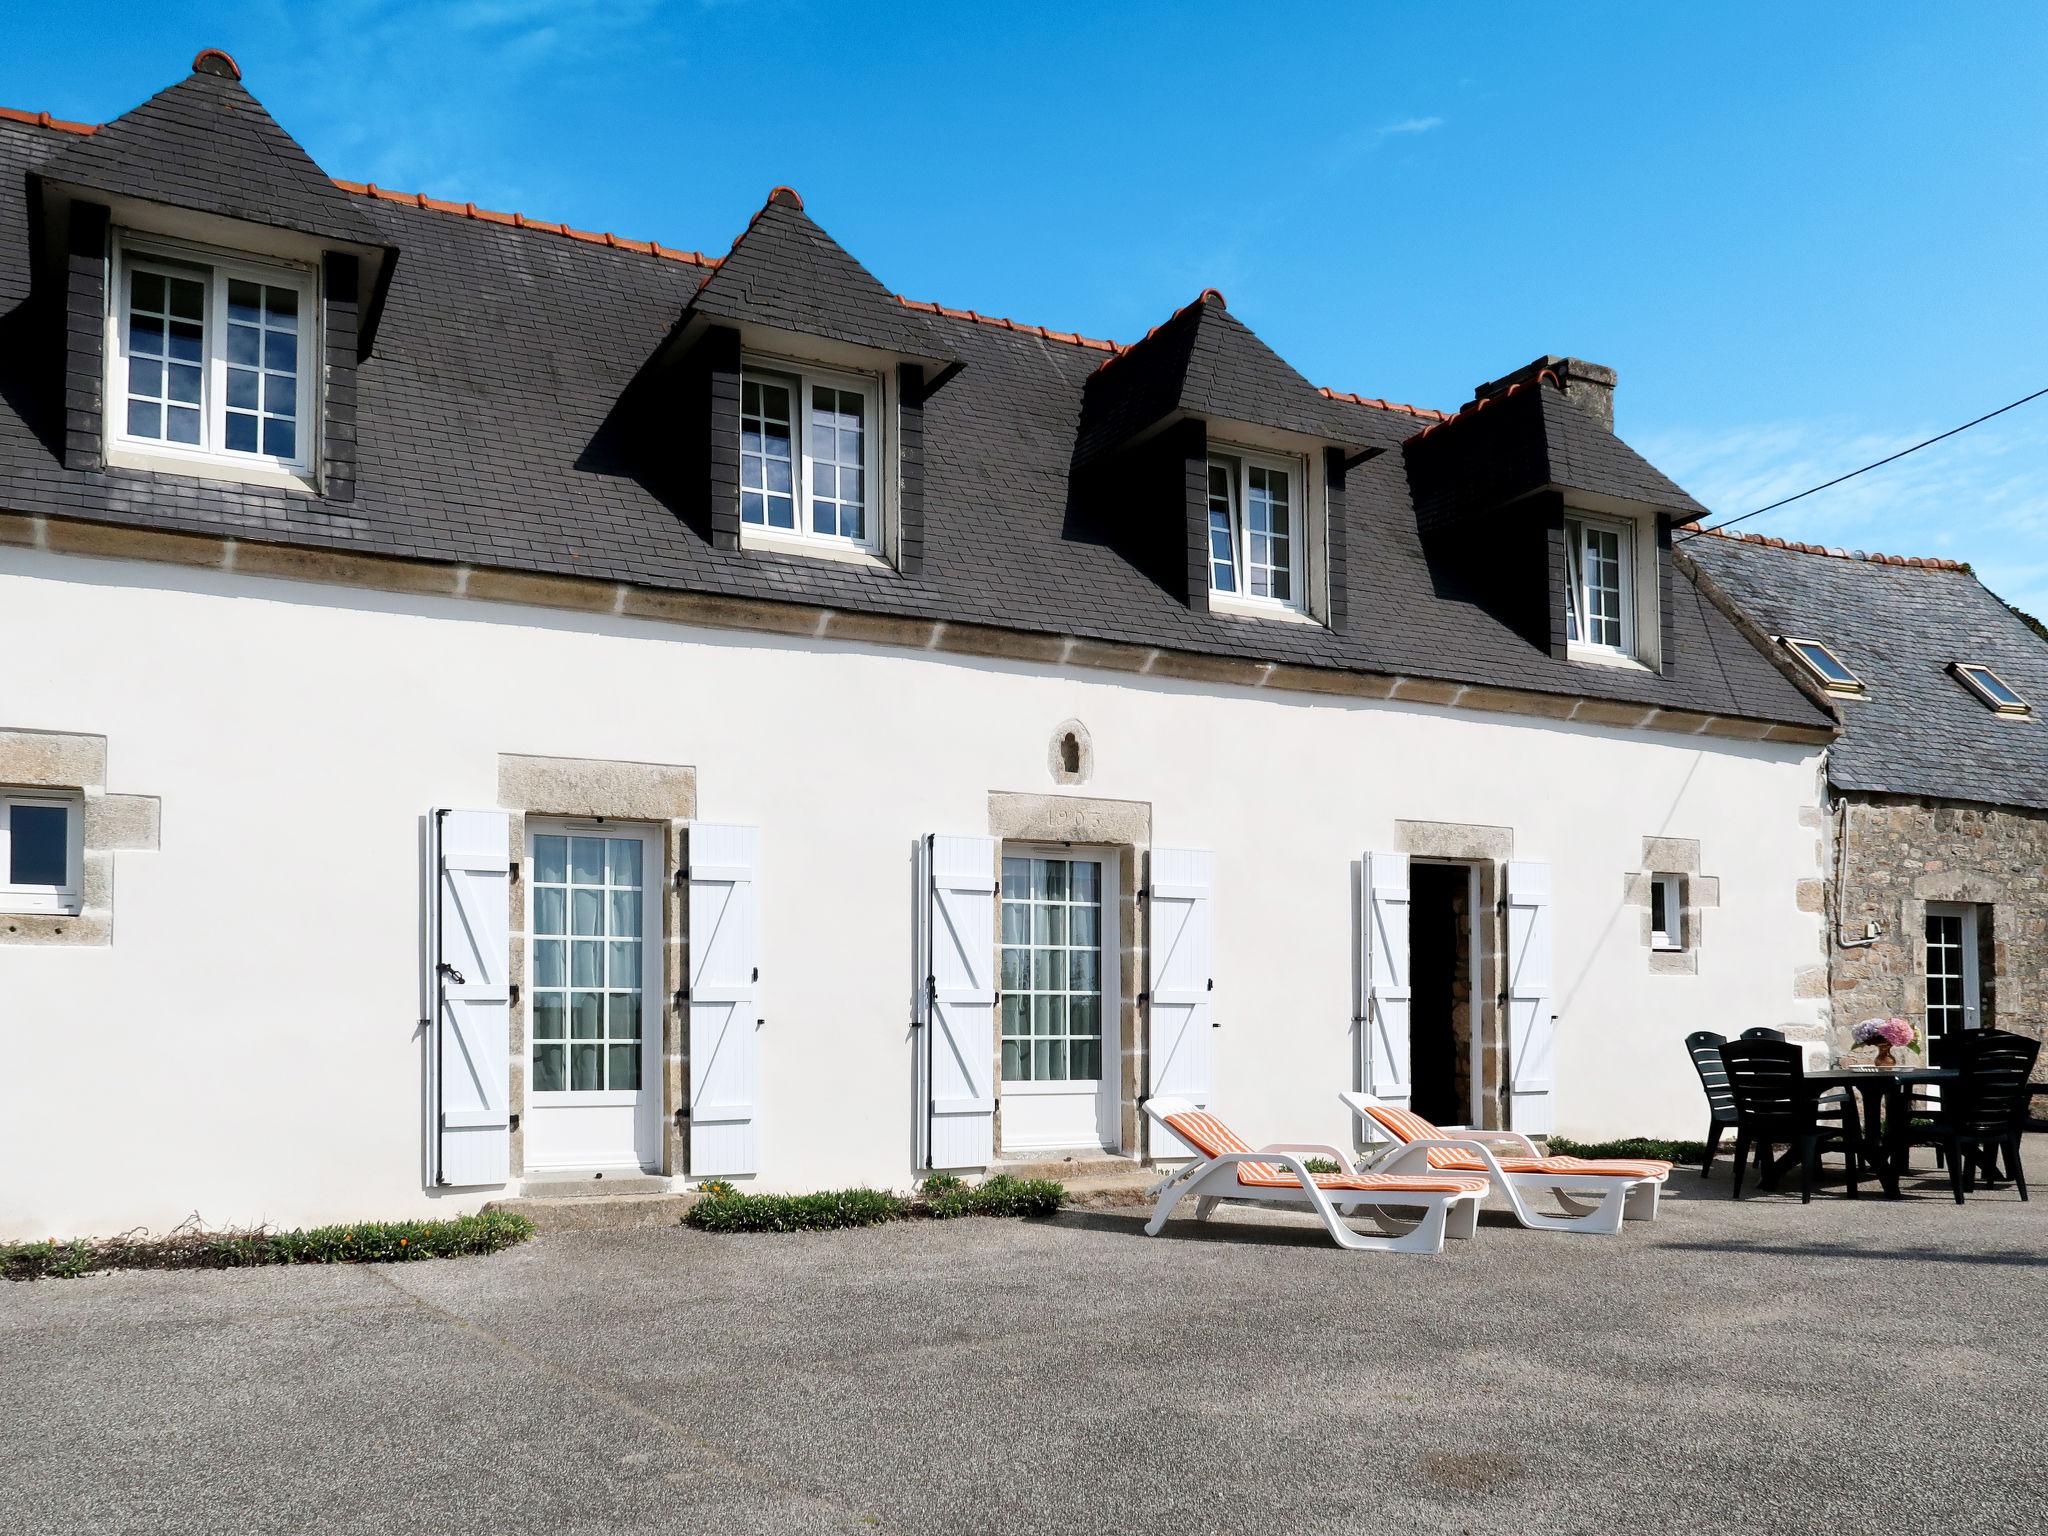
<box><xmin>1339</xmin><ymin>1091</ymin><xmax>1670</xmax><ymax>1234</ymax></box>
<box><xmin>1140</xmin><ymin>1096</ymin><xmax>1489</xmax><ymax>1254</ymax></box>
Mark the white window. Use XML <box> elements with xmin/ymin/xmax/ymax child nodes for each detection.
<box><xmin>1564</xmin><ymin>514</ymin><xmax>1635</xmax><ymax>655</ymax></box>
<box><xmin>529</xmin><ymin>831</ymin><xmax>650</xmax><ymax>1095</ymax></box>
<box><xmin>1207</xmin><ymin>450</ymin><xmax>1304</xmax><ymax>611</ymax></box>
<box><xmin>109</xmin><ymin>235</ymin><xmax>316</xmax><ymax>475</ymax></box>
<box><xmin>999</xmin><ymin>854</ymin><xmax>1104</xmax><ymax>1084</ymax></box>
<box><xmin>739</xmin><ymin>362</ymin><xmax>881</xmax><ymax>553</ymax></box>
<box><xmin>0</xmin><ymin>793</ymin><xmax>82</xmax><ymax>914</ymax></box>
<box><xmin>1782</xmin><ymin>637</ymin><xmax>1864</xmax><ymax>695</ymax></box>
<box><xmin>1649</xmin><ymin>873</ymin><xmax>1684</xmax><ymax>951</ymax></box>
<box><xmin>1952</xmin><ymin>662</ymin><xmax>2031</xmax><ymax>716</ymax></box>
<box><xmin>1924</xmin><ymin>903</ymin><xmax>1982</xmax><ymax>1038</ymax></box>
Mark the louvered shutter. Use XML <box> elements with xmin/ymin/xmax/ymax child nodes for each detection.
<box><xmin>431</xmin><ymin>809</ymin><xmax>511</xmax><ymax>1187</ymax></box>
<box><xmin>922</xmin><ymin>834</ymin><xmax>997</xmax><ymax>1169</ymax></box>
<box><xmin>1359</xmin><ymin>852</ymin><xmax>1412</xmax><ymax>1111</ymax></box>
<box><xmin>688</xmin><ymin>823</ymin><xmax>761</xmax><ymax>1177</ymax></box>
<box><xmin>1146</xmin><ymin>848</ymin><xmax>1213</xmax><ymax>1159</ymax></box>
<box><xmin>1506</xmin><ymin>859</ymin><xmax>1556</xmax><ymax>1134</ymax></box>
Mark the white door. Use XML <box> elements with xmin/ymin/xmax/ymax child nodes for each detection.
<box><xmin>999</xmin><ymin>847</ymin><xmax>1119</xmax><ymax>1153</ymax></box>
<box><xmin>524</xmin><ymin>821</ymin><xmax>662</xmax><ymax>1172</ymax></box>
<box><xmin>1358</xmin><ymin>851</ymin><xmax>1412</xmax><ymax>1112</ymax></box>
<box><xmin>1146</xmin><ymin>847</ymin><xmax>1213</xmax><ymax>1160</ymax></box>
<box><xmin>688</xmin><ymin>823</ymin><xmax>761</xmax><ymax>1177</ymax></box>
<box><xmin>923</xmin><ymin>834</ymin><xmax>998</xmax><ymax>1170</ymax></box>
<box><xmin>1924</xmin><ymin>903</ymin><xmax>1983</xmax><ymax>1040</ymax></box>
<box><xmin>1505</xmin><ymin>859</ymin><xmax>1555</xmax><ymax>1135</ymax></box>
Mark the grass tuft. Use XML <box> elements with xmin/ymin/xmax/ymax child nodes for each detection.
<box><xmin>1547</xmin><ymin>1136</ymin><xmax>1706</xmax><ymax>1165</ymax></box>
<box><xmin>686</xmin><ymin>1175</ymin><xmax>1066</xmax><ymax>1233</ymax></box>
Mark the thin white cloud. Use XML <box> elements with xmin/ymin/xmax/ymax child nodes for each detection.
<box><xmin>1376</xmin><ymin>115</ymin><xmax>1444</xmax><ymax>138</ymax></box>
<box><xmin>1641</xmin><ymin>409</ymin><xmax>2048</xmax><ymax>615</ymax></box>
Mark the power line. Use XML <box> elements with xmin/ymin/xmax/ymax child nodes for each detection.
<box><xmin>1675</xmin><ymin>383</ymin><xmax>2048</xmax><ymax>542</ymax></box>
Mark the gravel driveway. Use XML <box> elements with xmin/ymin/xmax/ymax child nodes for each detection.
<box><xmin>4</xmin><ymin>1147</ymin><xmax>2043</xmax><ymax>1534</ymax></box>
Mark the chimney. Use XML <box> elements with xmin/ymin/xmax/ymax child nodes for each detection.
<box><xmin>1472</xmin><ymin>355</ymin><xmax>1617</xmax><ymax>431</ymax></box>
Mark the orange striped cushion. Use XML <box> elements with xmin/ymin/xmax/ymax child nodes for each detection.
<box><xmin>1161</xmin><ymin>1110</ymin><xmax>1253</xmax><ymax>1159</ymax></box>
<box><xmin>1235</xmin><ymin>1164</ymin><xmax>1489</xmax><ymax>1195</ymax></box>
<box><xmin>1357</xmin><ymin>1101</ymin><xmax>1443</xmax><ymax>1147</ymax></box>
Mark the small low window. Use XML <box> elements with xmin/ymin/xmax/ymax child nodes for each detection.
<box><xmin>1207</xmin><ymin>449</ymin><xmax>1304</xmax><ymax>612</ymax></box>
<box><xmin>1649</xmin><ymin>873</ymin><xmax>1684</xmax><ymax>951</ymax></box>
<box><xmin>109</xmin><ymin>234</ymin><xmax>316</xmax><ymax>475</ymax></box>
<box><xmin>1564</xmin><ymin>514</ymin><xmax>1635</xmax><ymax>656</ymax></box>
<box><xmin>1780</xmin><ymin>636</ymin><xmax>1864</xmax><ymax>695</ymax></box>
<box><xmin>1951</xmin><ymin>663</ymin><xmax>2031</xmax><ymax>716</ymax></box>
<box><xmin>739</xmin><ymin>362</ymin><xmax>882</xmax><ymax>554</ymax></box>
<box><xmin>0</xmin><ymin>793</ymin><xmax>82</xmax><ymax>914</ymax></box>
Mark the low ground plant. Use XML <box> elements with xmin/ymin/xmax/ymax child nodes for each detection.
<box><xmin>687</xmin><ymin>1174</ymin><xmax>1065</xmax><ymax>1233</ymax></box>
<box><xmin>1</xmin><ymin>1211</ymin><xmax>535</xmax><ymax>1282</ymax></box>
<box><xmin>1548</xmin><ymin>1135</ymin><xmax>1707</xmax><ymax>1165</ymax></box>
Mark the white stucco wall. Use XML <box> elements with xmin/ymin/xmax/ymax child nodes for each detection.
<box><xmin>0</xmin><ymin>546</ymin><xmax>1828</xmax><ymax>1238</ymax></box>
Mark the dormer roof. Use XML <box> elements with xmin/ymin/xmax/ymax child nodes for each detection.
<box><xmin>36</xmin><ymin>50</ymin><xmax>382</xmax><ymax>249</ymax></box>
<box><xmin>1076</xmin><ymin>290</ymin><xmax>1368</xmax><ymax>464</ymax></box>
<box><xmin>1404</xmin><ymin>368</ymin><xmax>1706</xmax><ymax>526</ymax></box>
<box><xmin>678</xmin><ymin>187</ymin><xmax>952</xmax><ymax>368</ymax></box>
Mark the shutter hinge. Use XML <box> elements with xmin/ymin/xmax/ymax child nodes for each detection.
<box><xmin>674</xmin><ymin>866</ymin><xmax>689</xmax><ymax>890</ymax></box>
<box><xmin>509</xmin><ymin>983</ymin><xmax>520</xmax><ymax>1008</ymax></box>
<box><xmin>437</xmin><ymin>962</ymin><xmax>466</xmax><ymax>984</ymax></box>
<box><xmin>926</xmin><ymin>974</ymin><xmax>937</xmax><ymax>1005</ymax></box>
<box><xmin>509</xmin><ymin>859</ymin><xmax>521</xmax><ymax>882</ymax></box>
<box><xmin>1137</xmin><ymin>991</ymin><xmax>1150</xmax><ymax>1007</ymax></box>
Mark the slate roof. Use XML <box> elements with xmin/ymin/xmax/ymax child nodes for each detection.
<box><xmin>34</xmin><ymin>62</ymin><xmax>382</xmax><ymax>250</ymax></box>
<box><xmin>1076</xmin><ymin>290</ymin><xmax>1366</xmax><ymax>463</ymax></box>
<box><xmin>680</xmin><ymin>188</ymin><xmax>949</xmax><ymax>363</ymax></box>
<box><xmin>1687</xmin><ymin>531</ymin><xmax>2048</xmax><ymax>810</ymax></box>
<box><xmin>1406</xmin><ymin>373</ymin><xmax>1707</xmax><ymax>527</ymax></box>
<box><xmin>0</xmin><ymin>82</ymin><xmax>1826</xmax><ymax>733</ymax></box>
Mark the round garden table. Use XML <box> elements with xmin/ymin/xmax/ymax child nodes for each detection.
<box><xmin>1804</xmin><ymin>1066</ymin><xmax>1959</xmax><ymax>1199</ymax></box>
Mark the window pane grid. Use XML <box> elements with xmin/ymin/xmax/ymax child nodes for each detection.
<box><xmin>740</xmin><ymin>378</ymin><xmax>796</xmax><ymax>529</ymax></box>
<box><xmin>1000</xmin><ymin>856</ymin><xmax>1104</xmax><ymax>1084</ymax></box>
<box><xmin>117</xmin><ymin>249</ymin><xmax>308</xmax><ymax>466</ymax></box>
<box><xmin>1245</xmin><ymin>465</ymin><xmax>1292</xmax><ymax>601</ymax></box>
<box><xmin>805</xmin><ymin>386</ymin><xmax>866</xmax><ymax>541</ymax></box>
<box><xmin>1207</xmin><ymin>464</ymin><xmax>1238</xmax><ymax>593</ymax></box>
<box><xmin>1924</xmin><ymin>914</ymin><xmax>1965</xmax><ymax>1038</ymax></box>
<box><xmin>1566</xmin><ymin>517</ymin><xmax>1628</xmax><ymax>651</ymax></box>
<box><xmin>531</xmin><ymin>833</ymin><xmax>645</xmax><ymax>1094</ymax></box>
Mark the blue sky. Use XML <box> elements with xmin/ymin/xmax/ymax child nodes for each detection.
<box><xmin>12</xmin><ymin>3</ymin><xmax>2048</xmax><ymax>612</ymax></box>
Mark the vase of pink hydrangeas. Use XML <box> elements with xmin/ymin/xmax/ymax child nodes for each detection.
<box><xmin>1852</xmin><ymin>1017</ymin><xmax>1917</xmax><ymax>1069</ymax></box>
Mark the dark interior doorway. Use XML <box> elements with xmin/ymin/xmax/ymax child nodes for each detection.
<box><xmin>1409</xmin><ymin>863</ymin><xmax>1472</xmax><ymax>1127</ymax></box>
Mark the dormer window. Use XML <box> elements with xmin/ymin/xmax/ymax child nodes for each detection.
<box><xmin>107</xmin><ymin>234</ymin><xmax>315</xmax><ymax>478</ymax></box>
<box><xmin>1207</xmin><ymin>449</ymin><xmax>1304</xmax><ymax>613</ymax></box>
<box><xmin>739</xmin><ymin>361</ymin><xmax>881</xmax><ymax>555</ymax></box>
<box><xmin>1563</xmin><ymin>513</ymin><xmax>1635</xmax><ymax>656</ymax></box>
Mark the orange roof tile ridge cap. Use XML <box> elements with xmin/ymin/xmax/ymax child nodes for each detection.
<box><xmin>0</xmin><ymin>103</ymin><xmax>100</xmax><ymax>135</ymax></box>
<box><xmin>1690</xmin><ymin>524</ymin><xmax>1967</xmax><ymax>571</ymax></box>
<box><xmin>327</xmin><ymin>176</ymin><xmax>716</xmax><ymax>265</ymax></box>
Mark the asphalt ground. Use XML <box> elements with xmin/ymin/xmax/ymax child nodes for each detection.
<box><xmin>4</xmin><ymin>1143</ymin><xmax>2043</xmax><ymax>1534</ymax></box>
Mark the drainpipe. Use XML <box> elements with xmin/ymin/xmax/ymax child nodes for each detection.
<box><xmin>1833</xmin><ymin>798</ymin><xmax>1879</xmax><ymax>950</ymax></box>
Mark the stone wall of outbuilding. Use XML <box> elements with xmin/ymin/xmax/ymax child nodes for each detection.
<box><xmin>1826</xmin><ymin>793</ymin><xmax>2048</xmax><ymax>1075</ymax></box>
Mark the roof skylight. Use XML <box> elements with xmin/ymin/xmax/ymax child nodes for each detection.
<box><xmin>1781</xmin><ymin>637</ymin><xmax>1864</xmax><ymax>696</ymax></box>
<box><xmin>1951</xmin><ymin>663</ymin><xmax>2031</xmax><ymax>716</ymax></box>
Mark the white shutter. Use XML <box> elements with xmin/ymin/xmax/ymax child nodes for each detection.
<box><xmin>431</xmin><ymin>809</ymin><xmax>511</xmax><ymax>1187</ymax></box>
<box><xmin>1146</xmin><ymin>848</ymin><xmax>1213</xmax><ymax>1159</ymax></box>
<box><xmin>923</xmin><ymin>834</ymin><xmax>997</xmax><ymax>1169</ymax></box>
<box><xmin>1359</xmin><ymin>852</ymin><xmax>1412</xmax><ymax>1111</ymax></box>
<box><xmin>1506</xmin><ymin>859</ymin><xmax>1556</xmax><ymax>1135</ymax></box>
<box><xmin>688</xmin><ymin>823</ymin><xmax>761</xmax><ymax>1177</ymax></box>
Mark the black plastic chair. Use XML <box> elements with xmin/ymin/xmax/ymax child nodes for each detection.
<box><xmin>1720</xmin><ymin>1038</ymin><xmax>1862</xmax><ymax>1203</ymax></box>
<box><xmin>1687</xmin><ymin>1030</ymin><xmax>1748</xmax><ymax>1179</ymax></box>
<box><xmin>1739</xmin><ymin>1026</ymin><xmax>1786</xmax><ymax>1041</ymax></box>
<box><xmin>1913</xmin><ymin>1032</ymin><xmax>2040</xmax><ymax>1203</ymax></box>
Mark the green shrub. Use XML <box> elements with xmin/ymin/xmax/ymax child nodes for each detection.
<box><xmin>0</xmin><ymin>1211</ymin><xmax>534</xmax><ymax>1282</ymax></box>
<box><xmin>1300</xmin><ymin>1156</ymin><xmax>1342</xmax><ymax>1174</ymax></box>
<box><xmin>685</xmin><ymin>1187</ymin><xmax>908</xmax><ymax>1233</ymax></box>
<box><xmin>924</xmin><ymin>1174</ymin><xmax>1063</xmax><ymax>1220</ymax></box>
<box><xmin>1548</xmin><ymin>1136</ymin><xmax>1706</xmax><ymax>1165</ymax></box>
<box><xmin>684</xmin><ymin>1175</ymin><xmax>1066</xmax><ymax>1232</ymax></box>
<box><xmin>695</xmin><ymin>1179</ymin><xmax>740</xmax><ymax>1200</ymax></box>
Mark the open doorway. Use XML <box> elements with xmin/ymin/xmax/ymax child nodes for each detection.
<box><xmin>1409</xmin><ymin>863</ymin><xmax>1475</xmax><ymax>1128</ymax></box>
